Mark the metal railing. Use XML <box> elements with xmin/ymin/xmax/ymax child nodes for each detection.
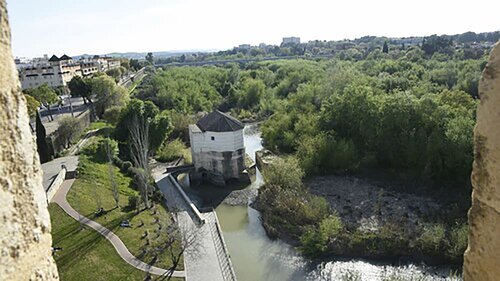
<box><xmin>205</xmin><ymin>210</ymin><xmax>237</xmax><ymax>281</ymax></box>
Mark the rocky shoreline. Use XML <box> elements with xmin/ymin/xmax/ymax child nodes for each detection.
<box><xmin>306</xmin><ymin>175</ymin><xmax>443</xmax><ymax>233</ymax></box>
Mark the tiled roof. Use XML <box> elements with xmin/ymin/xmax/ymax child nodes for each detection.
<box><xmin>196</xmin><ymin>110</ymin><xmax>244</xmax><ymax>132</ymax></box>
<box><xmin>60</xmin><ymin>54</ymin><xmax>72</xmax><ymax>60</ymax></box>
<box><xmin>48</xmin><ymin>55</ymin><xmax>60</xmax><ymax>62</ymax></box>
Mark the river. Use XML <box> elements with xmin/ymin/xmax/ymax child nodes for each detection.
<box><xmin>211</xmin><ymin>124</ymin><xmax>461</xmax><ymax>281</ymax></box>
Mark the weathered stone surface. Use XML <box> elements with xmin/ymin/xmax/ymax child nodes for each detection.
<box><xmin>464</xmin><ymin>42</ymin><xmax>500</xmax><ymax>281</ymax></box>
<box><xmin>0</xmin><ymin>1</ymin><xmax>59</xmax><ymax>280</ymax></box>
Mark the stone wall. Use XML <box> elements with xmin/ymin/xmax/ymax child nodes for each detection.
<box><xmin>45</xmin><ymin>168</ymin><xmax>67</xmax><ymax>203</ymax></box>
<box><xmin>463</xmin><ymin>42</ymin><xmax>500</xmax><ymax>280</ymax></box>
<box><xmin>48</xmin><ymin>107</ymin><xmax>93</xmax><ymax>156</ymax></box>
<box><xmin>0</xmin><ymin>1</ymin><xmax>59</xmax><ymax>280</ymax></box>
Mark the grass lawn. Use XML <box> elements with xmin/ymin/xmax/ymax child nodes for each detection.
<box><xmin>50</xmin><ymin>204</ymin><xmax>148</xmax><ymax>281</ymax></box>
<box><xmin>56</xmin><ymin>154</ymin><xmax>183</xmax><ymax>278</ymax></box>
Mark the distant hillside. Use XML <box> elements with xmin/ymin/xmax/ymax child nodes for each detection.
<box><xmin>75</xmin><ymin>49</ymin><xmax>218</xmax><ymax>60</ymax></box>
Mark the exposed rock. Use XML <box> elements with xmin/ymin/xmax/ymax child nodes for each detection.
<box><xmin>255</xmin><ymin>149</ymin><xmax>278</xmax><ymax>170</ymax></box>
<box><xmin>464</xmin><ymin>42</ymin><xmax>500</xmax><ymax>281</ymax></box>
<box><xmin>307</xmin><ymin>175</ymin><xmax>441</xmax><ymax>233</ymax></box>
<box><xmin>0</xmin><ymin>1</ymin><xmax>59</xmax><ymax>280</ymax></box>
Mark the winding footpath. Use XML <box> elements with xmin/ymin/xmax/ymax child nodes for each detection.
<box><xmin>51</xmin><ymin>179</ymin><xmax>186</xmax><ymax>278</ymax></box>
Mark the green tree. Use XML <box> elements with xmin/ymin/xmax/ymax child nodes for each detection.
<box><xmin>68</xmin><ymin>75</ymin><xmax>92</xmax><ymax>104</ymax></box>
<box><xmin>91</xmin><ymin>76</ymin><xmax>129</xmax><ymax>117</ymax></box>
<box><xmin>146</xmin><ymin>52</ymin><xmax>154</xmax><ymax>64</ymax></box>
<box><xmin>28</xmin><ymin>84</ymin><xmax>59</xmax><ymax>122</ymax></box>
<box><xmin>57</xmin><ymin>116</ymin><xmax>82</xmax><ymax>149</ymax></box>
<box><xmin>105</xmin><ymin>68</ymin><xmax>123</xmax><ymax>82</ymax></box>
<box><xmin>382</xmin><ymin>41</ymin><xmax>389</xmax><ymax>53</ymax></box>
<box><xmin>120</xmin><ymin>58</ymin><xmax>130</xmax><ymax>70</ymax></box>
<box><xmin>24</xmin><ymin>94</ymin><xmax>40</xmax><ymax>117</ymax></box>
<box><xmin>35</xmin><ymin>112</ymin><xmax>50</xmax><ymax>163</ymax></box>
<box><xmin>237</xmin><ymin>78</ymin><xmax>265</xmax><ymax>109</ymax></box>
<box><xmin>130</xmin><ymin>59</ymin><xmax>141</xmax><ymax>70</ymax></box>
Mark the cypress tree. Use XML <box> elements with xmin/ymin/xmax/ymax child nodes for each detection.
<box><xmin>35</xmin><ymin>112</ymin><xmax>50</xmax><ymax>163</ymax></box>
<box><xmin>383</xmin><ymin>41</ymin><xmax>389</xmax><ymax>53</ymax></box>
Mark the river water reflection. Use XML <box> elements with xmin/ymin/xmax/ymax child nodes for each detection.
<box><xmin>213</xmin><ymin>124</ymin><xmax>461</xmax><ymax>281</ymax></box>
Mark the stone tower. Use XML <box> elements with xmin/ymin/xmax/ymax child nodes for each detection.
<box><xmin>189</xmin><ymin>110</ymin><xmax>249</xmax><ymax>186</ymax></box>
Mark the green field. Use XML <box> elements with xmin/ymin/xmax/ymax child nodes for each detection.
<box><xmin>50</xmin><ymin>153</ymin><xmax>184</xmax><ymax>280</ymax></box>
<box><xmin>50</xmin><ymin>204</ymin><xmax>150</xmax><ymax>281</ymax></box>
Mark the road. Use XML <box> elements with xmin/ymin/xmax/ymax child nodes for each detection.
<box><xmin>35</xmin><ymin>96</ymin><xmax>89</xmax><ymax>135</ymax></box>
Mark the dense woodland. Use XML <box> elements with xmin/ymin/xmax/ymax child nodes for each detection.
<box><xmin>136</xmin><ymin>34</ymin><xmax>485</xmax><ymax>187</ymax></box>
<box><xmin>156</xmin><ymin>31</ymin><xmax>498</xmax><ymax>64</ymax></box>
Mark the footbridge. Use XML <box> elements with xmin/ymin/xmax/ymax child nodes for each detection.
<box><xmin>165</xmin><ymin>164</ymin><xmax>194</xmax><ymax>176</ymax></box>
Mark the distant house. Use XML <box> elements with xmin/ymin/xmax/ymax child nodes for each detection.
<box><xmin>189</xmin><ymin>110</ymin><xmax>249</xmax><ymax>186</ymax></box>
<box><xmin>282</xmin><ymin>37</ymin><xmax>301</xmax><ymax>45</ymax></box>
<box><xmin>238</xmin><ymin>44</ymin><xmax>251</xmax><ymax>50</ymax></box>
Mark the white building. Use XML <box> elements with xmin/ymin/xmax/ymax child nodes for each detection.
<box><xmin>90</xmin><ymin>56</ymin><xmax>121</xmax><ymax>72</ymax></box>
<box><xmin>79</xmin><ymin>61</ymin><xmax>99</xmax><ymax>77</ymax></box>
<box><xmin>238</xmin><ymin>44</ymin><xmax>251</xmax><ymax>50</ymax></box>
<box><xmin>189</xmin><ymin>110</ymin><xmax>249</xmax><ymax>186</ymax></box>
<box><xmin>19</xmin><ymin>54</ymin><xmax>122</xmax><ymax>90</ymax></box>
<box><xmin>282</xmin><ymin>37</ymin><xmax>301</xmax><ymax>45</ymax></box>
<box><xmin>19</xmin><ymin>54</ymin><xmax>81</xmax><ymax>90</ymax></box>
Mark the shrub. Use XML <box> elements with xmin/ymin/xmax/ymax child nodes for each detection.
<box><xmin>96</xmin><ymin>138</ymin><xmax>119</xmax><ymax>162</ymax></box>
<box><xmin>128</xmin><ymin>195</ymin><xmax>139</xmax><ymax>210</ymax></box>
<box><xmin>80</xmin><ymin>137</ymin><xmax>118</xmax><ymax>163</ymax></box>
<box><xmin>169</xmin><ymin>111</ymin><xmax>195</xmax><ymax>142</ymax></box>
<box><xmin>297</xmin><ymin>134</ymin><xmax>359</xmax><ymax>176</ymax></box>
<box><xmin>300</xmin><ymin>214</ymin><xmax>343</xmax><ymax>257</ymax></box>
<box><xmin>259</xmin><ymin>156</ymin><xmax>331</xmax><ymax>241</ymax></box>
<box><xmin>122</xmin><ymin>161</ymin><xmax>133</xmax><ymax>174</ymax></box>
<box><xmin>339</xmin><ymin>269</ymin><xmax>362</xmax><ymax>281</ymax></box>
<box><xmin>156</xmin><ymin>139</ymin><xmax>187</xmax><ymax>162</ymax></box>
<box><xmin>417</xmin><ymin>223</ymin><xmax>446</xmax><ymax>254</ymax></box>
<box><xmin>58</xmin><ymin>116</ymin><xmax>83</xmax><ymax>148</ymax></box>
<box><xmin>262</xmin><ymin>156</ymin><xmax>304</xmax><ymax>190</ymax></box>
<box><xmin>79</xmin><ymin>137</ymin><xmax>101</xmax><ymax>158</ymax></box>
<box><xmin>446</xmin><ymin>223</ymin><xmax>468</xmax><ymax>260</ymax></box>
<box><xmin>152</xmin><ymin>187</ymin><xmax>164</xmax><ymax>203</ymax></box>
<box><xmin>103</xmin><ymin>106</ymin><xmax>123</xmax><ymax>125</ymax></box>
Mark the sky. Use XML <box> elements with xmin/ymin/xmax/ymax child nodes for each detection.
<box><xmin>8</xmin><ymin>0</ymin><xmax>500</xmax><ymax>58</ymax></box>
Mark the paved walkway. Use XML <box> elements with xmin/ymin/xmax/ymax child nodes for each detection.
<box><xmin>41</xmin><ymin>156</ymin><xmax>79</xmax><ymax>191</ymax></box>
<box><xmin>154</xmin><ymin>173</ymin><xmax>226</xmax><ymax>281</ymax></box>
<box><xmin>52</xmin><ymin>179</ymin><xmax>185</xmax><ymax>278</ymax></box>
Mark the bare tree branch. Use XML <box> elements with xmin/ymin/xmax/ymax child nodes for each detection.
<box><xmin>128</xmin><ymin>114</ymin><xmax>152</xmax><ymax>208</ymax></box>
<box><xmin>158</xmin><ymin>213</ymin><xmax>205</xmax><ymax>281</ymax></box>
<box><xmin>105</xmin><ymin>142</ymin><xmax>119</xmax><ymax>208</ymax></box>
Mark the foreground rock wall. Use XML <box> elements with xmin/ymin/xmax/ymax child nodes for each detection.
<box><xmin>0</xmin><ymin>1</ymin><xmax>59</xmax><ymax>280</ymax></box>
<box><xmin>464</xmin><ymin>42</ymin><xmax>500</xmax><ymax>280</ymax></box>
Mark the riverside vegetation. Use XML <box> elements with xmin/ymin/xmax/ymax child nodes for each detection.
<box><xmin>132</xmin><ymin>34</ymin><xmax>483</xmax><ymax>264</ymax></box>
<box><xmin>50</xmin><ymin>33</ymin><xmax>488</xmax><ymax>269</ymax></box>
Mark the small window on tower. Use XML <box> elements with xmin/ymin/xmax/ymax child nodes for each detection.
<box><xmin>211</xmin><ymin>136</ymin><xmax>215</xmax><ymax>141</ymax></box>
